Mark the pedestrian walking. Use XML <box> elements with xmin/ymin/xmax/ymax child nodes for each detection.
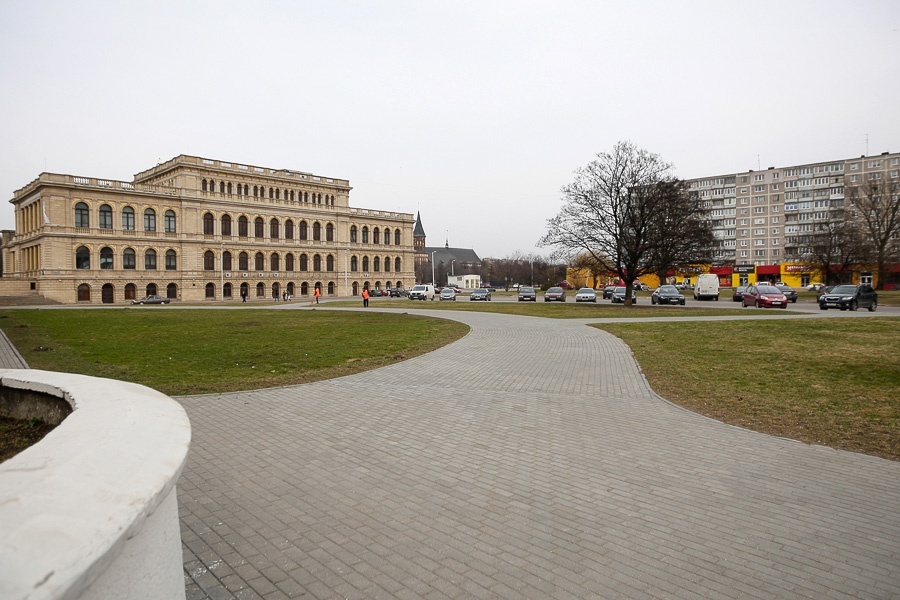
<box><xmin>362</xmin><ymin>288</ymin><xmax>369</xmax><ymax>308</ymax></box>
<box><xmin>314</xmin><ymin>287</ymin><xmax>321</xmax><ymax>304</ymax></box>
<box><xmin>241</xmin><ymin>289</ymin><xmax>247</xmax><ymax>303</ymax></box>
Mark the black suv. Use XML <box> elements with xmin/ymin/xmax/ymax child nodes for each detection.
<box><xmin>818</xmin><ymin>284</ymin><xmax>878</xmax><ymax>311</ymax></box>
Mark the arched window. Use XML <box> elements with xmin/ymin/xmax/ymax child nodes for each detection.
<box><xmin>270</xmin><ymin>253</ymin><xmax>280</xmax><ymax>271</ymax></box>
<box><xmin>299</xmin><ymin>254</ymin><xmax>308</xmax><ymax>271</ymax></box>
<box><xmin>301</xmin><ymin>282</ymin><xmax>309</xmax><ymax>296</ymax></box>
<box><xmin>362</xmin><ymin>226</ymin><xmax>369</xmax><ymax>244</ymax></box>
<box><xmin>253</xmin><ymin>185</ymin><xmax>259</xmax><ymax>198</ymax></box>
<box><xmin>352</xmin><ymin>281</ymin><xmax>358</xmax><ymax>296</ymax></box>
<box><xmin>313</xmin><ymin>222</ymin><xmax>322</xmax><ymax>241</ymax></box>
<box><xmin>204</xmin><ymin>250</ymin><xmax>215</xmax><ymax>270</ymax></box>
<box><xmin>383</xmin><ymin>256</ymin><xmax>390</xmax><ymax>272</ymax></box>
<box><xmin>125</xmin><ymin>283</ymin><xmax>137</xmax><ymax>301</ymax></box>
<box><xmin>122</xmin><ymin>206</ymin><xmax>135</xmax><ymax>230</ymax></box>
<box><xmin>76</xmin><ymin>246</ymin><xmax>90</xmax><ymax>269</ymax></box>
<box><xmin>144</xmin><ymin>208</ymin><xmax>156</xmax><ymax>232</ymax></box>
<box><xmin>394</xmin><ymin>229</ymin><xmax>401</xmax><ymax>245</ymax></box>
<box><xmin>239</xmin><ymin>252</ymin><xmax>249</xmax><ymax>270</ymax></box>
<box><xmin>223</xmin><ymin>282</ymin><xmax>232</xmax><ymax>298</ymax></box>
<box><xmin>240</xmin><ymin>282</ymin><xmax>249</xmax><ymax>298</ymax></box>
<box><xmin>373</xmin><ymin>228</ymin><xmax>380</xmax><ymax>244</ymax></box>
<box><xmin>166</xmin><ymin>249</ymin><xmax>177</xmax><ymax>270</ymax></box>
<box><xmin>254</xmin><ymin>217</ymin><xmax>264</xmax><ymax>238</ymax></box>
<box><xmin>209</xmin><ymin>180</ymin><xmax>216</xmax><ymax>193</ymax></box>
<box><xmin>145</xmin><ymin>248</ymin><xmax>157</xmax><ymax>270</ymax></box>
<box><xmin>285</xmin><ymin>219</ymin><xmax>294</xmax><ymax>240</ymax></box>
<box><xmin>304</xmin><ymin>191</ymin><xmax>309</xmax><ymax>202</ymax></box>
<box><xmin>299</xmin><ymin>221</ymin><xmax>308</xmax><ymax>240</ymax></box>
<box><xmin>313</xmin><ymin>254</ymin><xmax>322</xmax><ymax>271</ymax></box>
<box><xmin>222</xmin><ymin>214</ymin><xmax>232</xmax><ymax>236</ymax></box>
<box><xmin>100</xmin><ymin>247</ymin><xmax>113</xmax><ymax>269</ymax></box>
<box><xmin>287</xmin><ymin>282</ymin><xmax>295</xmax><ymax>296</ymax></box>
<box><xmin>362</xmin><ymin>256</ymin><xmax>369</xmax><ymax>272</ymax></box>
<box><xmin>203</xmin><ymin>213</ymin><xmax>215</xmax><ymax>235</ymax></box>
<box><xmin>275</xmin><ymin>189</ymin><xmax>280</xmax><ymax>200</ymax></box>
<box><xmin>350</xmin><ymin>225</ymin><xmax>357</xmax><ymax>243</ymax></box>
<box><xmin>256</xmin><ymin>282</ymin><xmax>265</xmax><ymax>297</ymax></box>
<box><xmin>384</xmin><ymin>227</ymin><xmax>391</xmax><ymax>245</ymax></box>
<box><xmin>202</xmin><ymin>179</ymin><xmax>208</xmax><ymax>192</ymax></box>
<box><xmin>219</xmin><ymin>181</ymin><xmax>225</xmax><ymax>194</ymax></box>
<box><xmin>227</xmin><ymin>182</ymin><xmax>232</xmax><ymax>195</ymax></box>
<box><xmin>271</xmin><ymin>282</ymin><xmax>280</xmax><ymax>299</ymax></box>
<box><xmin>123</xmin><ymin>248</ymin><xmax>136</xmax><ymax>270</ymax></box>
<box><xmin>146</xmin><ymin>283</ymin><xmax>157</xmax><ymax>296</ymax></box>
<box><xmin>373</xmin><ymin>256</ymin><xmax>380</xmax><ymax>272</ymax></box>
<box><xmin>326</xmin><ymin>223</ymin><xmax>334</xmax><ymax>242</ymax></box>
<box><xmin>255</xmin><ymin>252</ymin><xmax>265</xmax><ymax>271</ymax></box>
<box><xmin>270</xmin><ymin>218</ymin><xmax>279</xmax><ymax>239</ymax></box>
<box><xmin>350</xmin><ymin>256</ymin><xmax>358</xmax><ymax>271</ymax></box>
<box><xmin>77</xmin><ymin>283</ymin><xmax>91</xmax><ymax>302</ymax></box>
<box><xmin>328</xmin><ymin>281</ymin><xmax>335</xmax><ymax>294</ymax></box>
<box><xmin>166</xmin><ymin>283</ymin><xmax>177</xmax><ymax>299</ymax></box>
<box><xmin>238</xmin><ymin>216</ymin><xmax>249</xmax><ymax>237</ymax></box>
<box><xmin>75</xmin><ymin>202</ymin><xmax>89</xmax><ymax>228</ymax></box>
<box><xmin>268</xmin><ymin>187</ymin><xmax>274</xmax><ymax>199</ymax></box>
<box><xmin>223</xmin><ymin>251</ymin><xmax>232</xmax><ymax>271</ymax></box>
<box><xmin>165</xmin><ymin>210</ymin><xmax>176</xmax><ymax>233</ymax></box>
<box><xmin>395</xmin><ymin>257</ymin><xmax>401</xmax><ymax>272</ymax></box>
<box><xmin>326</xmin><ymin>255</ymin><xmax>334</xmax><ymax>272</ymax></box>
<box><xmin>205</xmin><ymin>283</ymin><xmax>215</xmax><ymax>298</ymax></box>
<box><xmin>285</xmin><ymin>253</ymin><xmax>294</xmax><ymax>271</ymax></box>
<box><xmin>99</xmin><ymin>205</ymin><xmax>112</xmax><ymax>230</ymax></box>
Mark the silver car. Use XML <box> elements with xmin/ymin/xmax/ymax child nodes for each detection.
<box><xmin>439</xmin><ymin>287</ymin><xmax>457</xmax><ymax>301</ymax></box>
<box><xmin>575</xmin><ymin>288</ymin><xmax>597</xmax><ymax>302</ymax></box>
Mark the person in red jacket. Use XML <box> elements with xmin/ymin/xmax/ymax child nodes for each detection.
<box><xmin>314</xmin><ymin>286</ymin><xmax>321</xmax><ymax>304</ymax></box>
<box><xmin>362</xmin><ymin>288</ymin><xmax>369</xmax><ymax>307</ymax></box>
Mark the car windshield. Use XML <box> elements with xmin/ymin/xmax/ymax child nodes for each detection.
<box><xmin>757</xmin><ymin>286</ymin><xmax>780</xmax><ymax>294</ymax></box>
<box><xmin>614</xmin><ymin>287</ymin><xmax>626</xmax><ymax>293</ymax></box>
<box><xmin>831</xmin><ymin>285</ymin><xmax>857</xmax><ymax>294</ymax></box>
<box><xmin>520</xmin><ymin>287</ymin><xmax>535</xmax><ymax>293</ymax></box>
<box><xmin>473</xmin><ymin>288</ymin><xmax>487</xmax><ymax>293</ymax></box>
<box><xmin>412</xmin><ymin>286</ymin><xmax>425</xmax><ymax>291</ymax></box>
<box><xmin>777</xmin><ymin>285</ymin><xmax>794</xmax><ymax>291</ymax></box>
<box><xmin>547</xmin><ymin>287</ymin><xmax>562</xmax><ymax>293</ymax></box>
<box><xmin>577</xmin><ymin>288</ymin><xmax>593</xmax><ymax>294</ymax></box>
<box><xmin>658</xmin><ymin>286</ymin><xmax>678</xmax><ymax>293</ymax></box>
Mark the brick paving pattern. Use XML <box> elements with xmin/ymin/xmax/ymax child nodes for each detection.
<box><xmin>172</xmin><ymin>308</ymin><xmax>900</xmax><ymax>599</ymax></box>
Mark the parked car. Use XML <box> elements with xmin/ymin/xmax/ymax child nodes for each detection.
<box><xmin>543</xmin><ymin>287</ymin><xmax>566</xmax><ymax>302</ymax></box>
<box><xmin>601</xmin><ymin>285</ymin><xmax>616</xmax><ymax>300</ymax></box>
<box><xmin>633</xmin><ymin>281</ymin><xmax>650</xmax><ymax>291</ymax></box>
<box><xmin>439</xmin><ymin>287</ymin><xmax>457</xmax><ymax>301</ymax></box>
<box><xmin>389</xmin><ymin>288</ymin><xmax>408</xmax><ymax>297</ymax></box>
<box><xmin>575</xmin><ymin>288</ymin><xmax>597</xmax><ymax>303</ymax></box>
<box><xmin>611</xmin><ymin>286</ymin><xmax>637</xmax><ymax>304</ymax></box>
<box><xmin>732</xmin><ymin>286</ymin><xmax>747</xmax><ymax>302</ymax></box>
<box><xmin>558</xmin><ymin>281</ymin><xmax>574</xmax><ymax>289</ymax></box>
<box><xmin>693</xmin><ymin>273</ymin><xmax>720</xmax><ymax>301</ymax></box>
<box><xmin>517</xmin><ymin>286</ymin><xmax>537</xmax><ymax>301</ymax></box>
<box><xmin>408</xmin><ymin>284</ymin><xmax>435</xmax><ymax>300</ymax></box>
<box><xmin>775</xmin><ymin>284</ymin><xmax>798</xmax><ymax>303</ymax></box>
<box><xmin>650</xmin><ymin>285</ymin><xmax>685</xmax><ymax>305</ymax></box>
<box><xmin>741</xmin><ymin>284</ymin><xmax>787</xmax><ymax>309</ymax></box>
<box><xmin>818</xmin><ymin>284</ymin><xmax>878</xmax><ymax>311</ymax></box>
<box><xmin>469</xmin><ymin>288</ymin><xmax>491</xmax><ymax>301</ymax></box>
<box><xmin>806</xmin><ymin>283</ymin><xmax>825</xmax><ymax>292</ymax></box>
<box><xmin>131</xmin><ymin>294</ymin><xmax>170</xmax><ymax>305</ymax></box>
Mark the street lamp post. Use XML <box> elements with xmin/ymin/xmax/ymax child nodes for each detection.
<box><xmin>431</xmin><ymin>251</ymin><xmax>436</xmax><ymax>286</ymax></box>
<box><xmin>450</xmin><ymin>259</ymin><xmax>456</xmax><ymax>285</ymax></box>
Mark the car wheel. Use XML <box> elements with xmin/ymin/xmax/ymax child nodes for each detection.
<box><xmin>651</xmin><ymin>297</ymin><xmax>656</xmax><ymax>304</ymax></box>
<box><xmin>850</xmin><ymin>300</ymin><xmax>858</xmax><ymax>311</ymax></box>
<box><xmin>820</xmin><ymin>304</ymin><xmax>827</xmax><ymax>310</ymax></box>
<box><xmin>869</xmin><ymin>301</ymin><xmax>877</xmax><ymax>312</ymax></box>
<box><xmin>680</xmin><ymin>300</ymin><xmax>685</xmax><ymax>305</ymax></box>
<box><xmin>756</xmin><ymin>300</ymin><xmax>761</xmax><ymax>308</ymax></box>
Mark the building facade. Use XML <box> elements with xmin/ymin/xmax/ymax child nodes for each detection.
<box><xmin>686</xmin><ymin>151</ymin><xmax>900</xmax><ymax>289</ymax></box>
<box><xmin>1</xmin><ymin>155</ymin><xmax>416</xmax><ymax>303</ymax></box>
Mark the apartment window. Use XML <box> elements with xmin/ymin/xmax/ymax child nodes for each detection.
<box><xmin>145</xmin><ymin>249</ymin><xmax>157</xmax><ymax>270</ymax></box>
<box><xmin>238</xmin><ymin>216</ymin><xmax>248</xmax><ymax>237</ymax></box>
<box><xmin>270</xmin><ymin>253</ymin><xmax>280</xmax><ymax>271</ymax></box>
<box><xmin>373</xmin><ymin>256</ymin><xmax>380</xmax><ymax>272</ymax></box>
<box><xmin>203</xmin><ymin>213</ymin><xmax>215</xmax><ymax>235</ymax></box>
<box><xmin>99</xmin><ymin>205</ymin><xmax>112</xmax><ymax>230</ymax></box>
<box><xmin>327</xmin><ymin>255</ymin><xmax>334</xmax><ymax>271</ymax></box>
<box><xmin>122</xmin><ymin>206</ymin><xmax>135</xmax><ymax>230</ymax></box>
<box><xmin>300</xmin><ymin>254</ymin><xmax>308</xmax><ymax>271</ymax></box>
<box><xmin>222</xmin><ymin>214</ymin><xmax>232</xmax><ymax>236</ymax></box>
<box><xmin>285</xmin><ymin>253</ymin><xmax>294</xmax><ymax>271</ymax></box>
<box><xmin>350</xmin><ymin>225</ymin><xmax>357</xmax><ymax>243</ymax></box>
<box><xmin>255</xmin><ymin>252</ymin><xmax>265</xmax><ymax>271</ymax></box>
<box><xmin>285</xmin><ymin>219</ymin><xmax>294</xmax><ymax>240</ymax></box>
<box><xmin>100</xmin><ymin>247</ymin><xmax>113</xmax><ymax>269</ymax></box>
<box><xmin>361</xmin><ymin>226</ymin><xmax>369</xmax><ymax>243</ymax></box>
<box><xmin>270</xmin><ymin>218</ymin><xmax>280</xmax><ymax>239</ymax></box>
<box><xmin>166</xmin><ymin>249</ymin><xmax>177</xmax><ymax>270</ymax></box>
<box><xmin>350</xmin><ymin>256</ymin><xmax>358</xmax><ymax>271</ymax></box>
<box><xmin>326</xmin><ymin>223</ymin><xmax>334</xmax><ymax>242</ymax></box>
<box><xmin>204</xmin><ymin>251</ymin><xmax>215</xmax><ymax>271</ymax></box>
<box><xmin>755</xmin><ymin>250</ymin><xmax>766</xmax><ymax>257</ymax></box>
<box><xmin>754</xmin><ymin>207</ymin><xmax>766</xmax><ymax>214</ymax></box>
<box><xmin>395</xmin><ymin>257</ymin><xmax>401</xmax><ymax>271</ymax></box>
<box><xmin>740</xmin><ymin>250</ymin><xmax>748</xmax><ymax>257</ymax></box>
<box><xmin>850</xmin><ymin>163</ymin><xmax>859</xmax><ymax>170</ymax></box>
<box><xmin>313</xmin><ymin>222</ymin><xmax>321</xmax><ymax>241</ymax></box>
<box><xmin>239</xmin><ymin>252</ymin><xmax>248</xmax><ymax>270</ymax></box>
<box><xmin>254</xmin><ymin>217</ymin><xmax>264</xmax><ymax>238</ymax></box>
<box><xmin>299</xmin><ymin>221</ymin><xmax>308</xmax><ymax>240</ymax></box>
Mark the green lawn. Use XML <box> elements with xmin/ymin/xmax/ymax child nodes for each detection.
<box><xmin>595</xmin><ymin>318</ymin><xmax>900</xmax><ymax>460</ymax></box>
<box><xmin>0</xmin><ymin>309</ymin><xmax>468</xmax><ymax>396</ymax></box>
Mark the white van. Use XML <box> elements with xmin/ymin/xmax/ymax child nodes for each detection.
<box><xmin>408</xmin><ymin>284</ymin><xmax>435</xmax><ymax>300</ymax></box>
<box><xmin>693</xmin><ymin>274</ymin><xmax>720</xmax><ymax>301</ymax></box>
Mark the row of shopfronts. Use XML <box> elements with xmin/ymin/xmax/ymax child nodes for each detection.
<box><xmin>569</xmin><ymin>263</ymin><xmax>898</xmax><ymax>290</ymax></box>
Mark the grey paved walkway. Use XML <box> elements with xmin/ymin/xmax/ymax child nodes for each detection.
<box><xmin>177</xmin><ymin>308</ymin><xmax>900</xmax><ymax>599</ymax></box>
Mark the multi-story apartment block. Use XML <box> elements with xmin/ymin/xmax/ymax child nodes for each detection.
<box><xmin>1</xmin><ymin>155</ymin><xmax>416</xmax><ymax>304</ymax></box>
<box><xmin>686</xmin><ymin>151</ymin><xmax>900</xmax><ymax>288</ymax></box>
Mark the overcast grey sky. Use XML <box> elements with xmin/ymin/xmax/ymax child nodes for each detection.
<box><xmin>2</xmin><ymin>0</ymin><xmax>898</xmax><ymax>258</ymax></box>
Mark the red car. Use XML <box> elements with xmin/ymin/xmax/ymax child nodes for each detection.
<box><xmin>741</xmin><ymin>284</ymin><xmax>787</xmax><ymax>309</ymax></box>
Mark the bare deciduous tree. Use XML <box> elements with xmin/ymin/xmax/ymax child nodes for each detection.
<box><xmin>847</xmin><ymin>178</ymin><xmax>900</xmax><ymax>289</ymax></box>
<box><xmin>540</xmin><ymin>141</ymin><xmax>711</xmax><ymax>305</ymax></box>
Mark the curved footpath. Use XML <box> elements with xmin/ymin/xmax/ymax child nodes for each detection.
<box><xmin>173</xmin><ymin>307</ymin><xmax>900</xmax><ymax>599</ymax></box>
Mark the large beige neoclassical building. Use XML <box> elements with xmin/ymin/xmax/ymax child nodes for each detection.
<box><xmin>1</xmin><ymin>155</ymin><xmax>416</xmax><ymax>303</ymax></box>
